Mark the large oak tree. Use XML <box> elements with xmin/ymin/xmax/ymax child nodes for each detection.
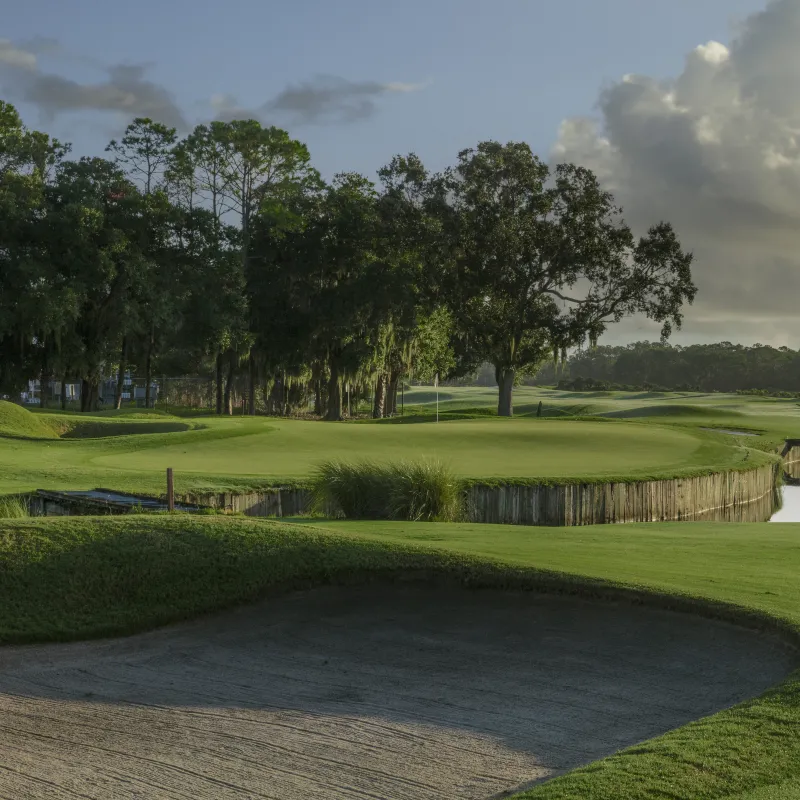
<box><xmin>423</xmin><ymin>141</ymin><xmax>696</xmax><ymax>415</ymax></box>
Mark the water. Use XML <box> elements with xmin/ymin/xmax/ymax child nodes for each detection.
<box><xmin>699</xmin><ymin>428</ymin><xmax>760</xmax><ymax>437</ymax></box>
<box><xmin>771</xmin><ymin>486</ymin><xmax>800</xmax><ymax>522</ymax></box>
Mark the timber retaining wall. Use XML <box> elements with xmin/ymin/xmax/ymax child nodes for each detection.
<box><xmin>782</xmin><ymin>440</ymin><xmax>800</xmax><ymax>481</ymax></box>
<box><xmin>181</xmin><ymin>488</ymin><xmax>312</xmax><ymax>517</ymax></box>
<box><xmin>182</xmin><ymin>461</ymin><xmax>781</xmax><ymax>526</ymax></box>
<box><xmin>465</xmin><ymin>462</ymin><xmax>779</xmax><ymax>525</ymax></box>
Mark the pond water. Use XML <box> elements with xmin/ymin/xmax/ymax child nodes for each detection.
<box><xmin>699</xmin><ymin>428</ymin><xmax>760</xmax><ymax>437</ymax></box>
<box><xmin>771</xmin><ymin>486</ymin><xmax>800</xmax><ymax>522</ymax></box>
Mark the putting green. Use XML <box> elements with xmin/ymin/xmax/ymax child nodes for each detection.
<box><xmin>0</xmin><ymin>409</ymin><xmax>759</xmax><ymax>496</ymax></box>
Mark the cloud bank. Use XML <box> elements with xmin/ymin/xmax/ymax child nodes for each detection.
<box><xmin>553</xmin><ymin>0</ymin><xmax>800</xmax><ymax>345</ymax></box>
<box><xmin>0</xmin><ymin>38</ymin><xmax>186</xmax><ymax>128</ymax></box>
<box><xmin>0</xmin><ymin>39</ymin><xmax>423</xmax><ymax>132</ymax></box>
<box><xmin>210</xmin><ymin>75</ymin><xmax>425</xmax><ymax>125</ymax></box>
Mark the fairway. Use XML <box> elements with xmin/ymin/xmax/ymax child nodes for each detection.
<box><xmin>0</xmin><ymin>405</ymin><xmax>760</xmax><ymax>496</ymax></box>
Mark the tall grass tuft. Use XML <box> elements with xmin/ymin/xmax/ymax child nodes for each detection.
<box><xmin>0</xmin><ymin>495</ymin><xmax>29</xmax><ymax>518</ymax></box>
<box><xmin>388</xmin><ymin>459</ymin><xmax>462</xmax><ymax>522</ymax></box>
<box><xmin>311</xmin><ymin>460</ymin><xmax>393</xmax><ymax>519</ymax></box>
<box><xmin>311</xmin><ymin>459</ymin><xmax>463</xmax><ymax>522</ymax></box>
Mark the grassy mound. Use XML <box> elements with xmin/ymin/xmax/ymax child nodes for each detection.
<box><xmin>60</xmin><ymin>419</ymin><xmax>191</xmax><ymax>438</ymax></box>
<box><xmin>0</xmin><ymin>400</ymin><xmax>59</xmax><ymax>439</ymax></box>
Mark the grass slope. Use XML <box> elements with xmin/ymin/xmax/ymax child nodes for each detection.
<box><xmin>0</xmin><ymin>400</ymin><xmax>59</xmax><ymax>439</ymax></box>
<box><xmin>0</xmin><ymin>410</ymin><xmax>768</xmax><ymax>497</ymax></box>
<box><xmin>1</xmin><ymin>514</ymin><xmax>800</xmax><ymax>798</ymax></box>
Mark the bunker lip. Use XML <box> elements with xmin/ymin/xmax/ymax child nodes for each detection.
<box><xmin>0</xmin><ymin>583</ymin><xmax>795</xmax><ymax>800</ymax></box>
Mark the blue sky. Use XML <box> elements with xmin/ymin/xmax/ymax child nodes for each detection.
<box><xmin>5</xmin><ymin>0</ymin><xmax>800</xmax><ymax>346</ymax></box>
<box><xmin>3</xmin><ymin>0</ymin><xmax>768</xmax><ymax>178</ymax></box>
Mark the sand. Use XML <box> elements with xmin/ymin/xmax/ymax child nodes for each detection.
<box><xmin>0</xmin><ymin>586</ymin><xmax>794</xmax><ymax>800</ymax></box>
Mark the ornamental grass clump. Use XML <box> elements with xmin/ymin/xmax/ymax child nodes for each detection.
<box><xmin>311</xmin><ymin>460</ymin><xmax>394</xmax><ymax>519</ymax></box>
<box><xmin>0</xmin><ymin>496</ymin><xmax>29</xmax><ymax>519</ymax></box>
<box><xmin>311</xmin><ymin>459</ymin><xmax>463</xmax><ymax>522</ymax></box>
<box><xmin>388</xmin><ymin>459</ymin><xmax>462</xmax><ymax>522</ymax></box>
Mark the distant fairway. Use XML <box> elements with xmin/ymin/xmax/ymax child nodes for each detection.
<box><xmin>0</xmin><ymin>399</ymin><xmax>767</xmax><ymax>496</ymax></box>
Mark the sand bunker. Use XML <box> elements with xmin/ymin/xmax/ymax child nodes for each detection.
<box><xmin>0</xmin><ymin>586</ymin><xmax>795</xmax><ymax>799</ymax></box>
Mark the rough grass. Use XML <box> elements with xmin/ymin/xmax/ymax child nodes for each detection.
<box><xmin>0</xmin><ymin>495</ymin><xmax>28</xmax><ymax>518</ymax></box>
<box><xmin>1</xmin><ymin>515</ymin><xmax>800</xmax><ymax>798</ymax></box>
<box><xmin>312</xmin><ymin>459</ymin><xmax>463</xmax><ymax>521</ymax></box>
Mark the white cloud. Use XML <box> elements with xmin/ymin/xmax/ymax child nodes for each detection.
<box><xmin>552</xmin><ymin>0</ymin><xmax>800</xmax><ymax>345</ymax></box>
<box><xmin>695</xmin><ymin>40</ymin><xmax>730</xmax><ymax>65</ymax></box>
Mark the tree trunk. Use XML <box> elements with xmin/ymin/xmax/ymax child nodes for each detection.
<box><xmin>266</xmin><ymin>378</ymin><xmax>281</xmax><ymax>415</ymax></box>
<box><xmin>326</xmin><ymin>362</ymin><xmax>342</xmax><ymax>421</ymax></box>
<box><xmin>372</xmin><ymin>373</ymin><xmax>386</xmax><ymax>419</ymax></box>
<box><xmin>314</xmin><ymin>379</ymin><xmax>324</xmax><ymax>417</ymax></box>
<box><xmin>60</xmin><ymin>373</ymin><xmax>67</xmax><ymax>411</ymax></box>
<box><xmin>144</xmin><ymin>326</ymin><xmax>154</xmax><ymax>409</ymax></box>
<box><xmin>496</xmin><ymin>366</ymin><xmax>515</xmax><ymax>417</ymax></box>
<box><xmin>224</xmin><ymin>353</ymin><xmax>234</xmax><ymax>416</ymax></box>
<box><xmin>115</xmin><ymin>336</ymin><xmax>128</xmax><ymax>410</ymax></box>
<box><xmin>216</xmin><ymin>349</ymin><xmax>223</xmax><ymax>415</ymax></box>
<box><xmin>40</xmin><ymin>372</ymin><xmax>50</xmax><ymax>409</ymax></box>
<box><xmin>387</xmin><ymin>371</ymin><xmax>399</xmax><ymax>416</ymax></box>
<box><xmin>248</xmin><ymin>349</ymin><xmax>256</xmax><ymax>415</ymax></box>
<box><xmin>81</xmin><ymin>378</ymin><xmax>98</xmax><ymax>412</ymax></box>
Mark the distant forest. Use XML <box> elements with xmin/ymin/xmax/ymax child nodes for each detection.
<box><xmin>518</xmin><ymin>342</ymin><xmax>800</xmax><ymax>395</ymax></box>
<box><xmin>439</xmin><ymin>342</ymin><xmax>800</xmax><ymax>395</ymax></box>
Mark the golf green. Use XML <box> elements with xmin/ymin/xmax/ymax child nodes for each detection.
<box><xmin>0</xmin><ymin>410</ymin><xmax>756</xmax><ymax>496</ymax></box>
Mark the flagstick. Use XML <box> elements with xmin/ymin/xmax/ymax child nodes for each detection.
<box><xmin>436</xmin><ymin>373</ymin><xmax>439</xmax><ymax>424</ymax></box>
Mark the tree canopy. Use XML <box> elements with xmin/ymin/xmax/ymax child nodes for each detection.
<box><xmin>0</xmin><ymin>101</ymin><xmax>696</xmax><ymax>417</ymax></box>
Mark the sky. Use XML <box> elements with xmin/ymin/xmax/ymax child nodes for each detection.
<box><xmin>2</xmin><ymin>0</ymin><xmax>797</xmax><ymax>347</ymax></box>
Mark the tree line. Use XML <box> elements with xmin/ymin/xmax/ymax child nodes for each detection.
<box><xmin>532</xmin><ymin>341</ymin><xmax>800</xmax><ymax>394</ymax></box>
<box><xmin>0</xmin><ymin>100</ymin><xmax>696</xmax><ymax>417</ymax></box>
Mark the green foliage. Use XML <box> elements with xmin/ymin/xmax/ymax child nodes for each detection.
<box><xmin>312</xmin><ymin>458</ymin><xmax>463</xmax><ymax>521</ymax></box>
<box><xmin>412</xmin><ymin>307</ymin><xmax>456</xmax><ymax>382</ymax></box>
<box><xmin>536</xmin><ymin>341</ymin><xmax>800</xmax><ymax>395</ymax></box>
<box><xmin>398</xmin><ymin>141</ymin><xmax>695</xmax><ymax>415</ymax></box>
<box><xmin>2</xmin><ymin>101</ymin><xmax>697</xmax><ymax>424</ymax></box>
<box><xmin>106</xmin><ymin>117</ymin><xmax>177</xmax><ymax>195</ymax></box>
<box><xmin>0</xmin><ymin>495</ymin><xmax>29</xmax><ymax>518</ymax></box>
<box><xmin>388</xmin><ymin>459</ymin><xmax>463</xmax><ymax>521</ymax></box>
